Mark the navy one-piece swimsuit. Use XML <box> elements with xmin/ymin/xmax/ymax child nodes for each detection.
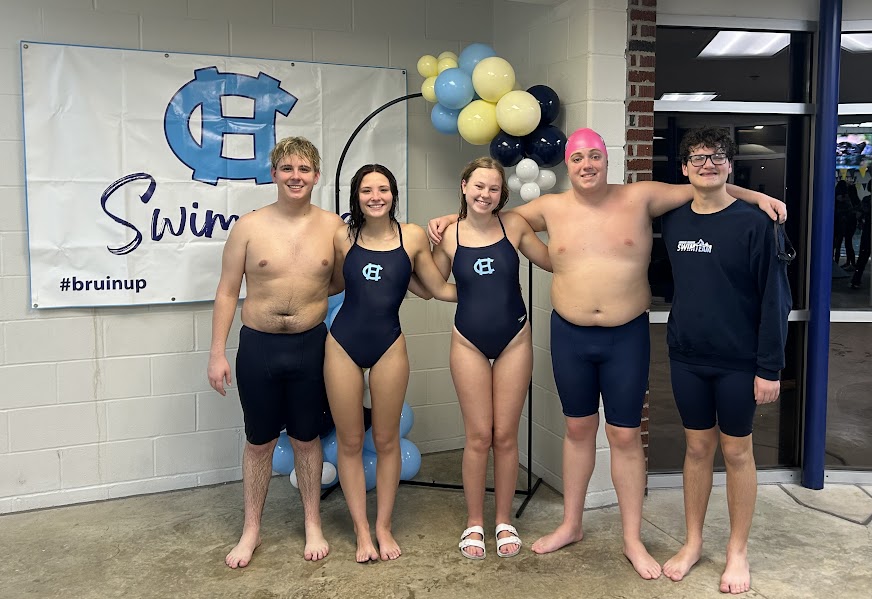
<box><xmin>452</xmin><ymin>217</ymin><xmax>527</xmax><ymax>360</ymax></box>
<box><xmin>330</xmin><ymin>224</ymin><xmax>412</xmax><ymax>368</ymax></box>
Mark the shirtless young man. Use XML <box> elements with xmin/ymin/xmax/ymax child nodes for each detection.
<box><xmin>207</xmin><ymin>137</ymin><xmax>344</xmax><ymax>569</ymax></box>
<box><xmin>428</xmin><ymin>128</ymin><xmax>786</xmax><ymax>579</ymax></box>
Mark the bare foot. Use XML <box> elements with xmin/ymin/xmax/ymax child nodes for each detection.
<box><xmin>376</xmin><ymin>528</ymin><xmax>401</xmax><ymax>561</ymax></box>
<box><xmin>719</xmin><ymin>551</ymin><xmax>751</xmax><ymax>594</ymax></box>
<box><xmin>225</xmin><ymin>531</ymin><xmax>261</xmax><ymax>569</ymax></box>
<box><xmin>623</xmin><ymin>540</ymin><xmax>662</xmax><ymax>580</ymax></box>
<box><xmin>304</xmin><ymin>524</ymin><xmax>329</xmax><ymax>561</ymax></box>
<box><xmin>663</xmin><ymin>543</ymin><xmax>702</xmax><ymax>582</ymax></box>
<box><xmin>531</xmin><ymin>523</ymin><xmax>583</xmax><ymax>554</ymax></box>
<box><xmin>460</xmin><ymin>529</ymin><xmax>484</xmax><ymax>558</ymax></box>
<box><xmin>355</xmin><ymin>531</ymin><xmax>379</xmax><ymax>563</ymax></box>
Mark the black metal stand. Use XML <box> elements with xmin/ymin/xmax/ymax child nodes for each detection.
<box><xmin>334</xmin><ymin>92</ymin><xmax>542</xmax><ymax>519</ymax></box>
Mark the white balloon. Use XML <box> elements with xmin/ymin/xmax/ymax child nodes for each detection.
<box><xmin>362</xmin><ymin>387</ymin><xmax>372</xmax><ymax>409</ymax></box>
<box><xmin>289</xmin><ymin>469</ymin><xmax>298</xmax><ymax>488</ymax></box>
<box><xmin>520</xmin><ymin>182</ymin><xmax>541</xmax><ymax>202</ymax></box>
<box><xmin>508</xmin><ymin>173</ymin><xmax>522</xmax><ymax>192</ymax></box>
<box><xmin>535</xmin><ymin>168</ymin><xmax>557</xmax><ymax>191</ymax></box>
<box><xmin>321</xmin><ymin>461</ymin><xmax>338</xmax><ymax>485</ymax></box>
<box><xmin>363</xmin><ymin>368</ymin><xmax>370</xmax><ymax>389</ymax></box>
<box><xmin>515</xmin><ymin>158</ymin><xmax>539</xmax><ymax>183</ymax></box>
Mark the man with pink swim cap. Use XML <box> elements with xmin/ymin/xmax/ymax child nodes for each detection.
<box><xmin>564</xmin><ymin>127</ymin><xmax>608</xmax><ymax>163</ymax></box>
<box><xmin>428</xmin><ymin>126</ymin><xmax>785</xmax><ymax>579</ymax></box>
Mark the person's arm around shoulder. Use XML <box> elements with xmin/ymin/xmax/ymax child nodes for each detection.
<box><xmin>752</xmin><ymin>213</ymin><xmax>792</xmax><ymax>405</ymax></box>
<box><xmin>638</xmin><ymin>181</ymin><xmax>787</xmax><ymax>223</ymax></box>
<box><xmin>505</xmin><ymin>211</ymin><xmax>551</xmax><ymax>271</ymax></box>
<box><xmin>207</xmin><ymin>217</ymin><xmax>250</xmax><ymax>396</ymax></box>
<box><xmin>404</xmin><ymin>223</ymin><xmax>457</xmax><ymax>302</ymax></box>
<box><xmin>510</xmin><ymin>193</ymin><xmax>549</xmax><ymax>233</ymax></box>
<box><xmin>431</xmin><ymin>222</ymin><xmax>457</xmax><ymax>280</ymax></box>
<box><xmin>427</xmin><ymin>213</ymin><xmax>459</xmax><ymax>245</ymax></box>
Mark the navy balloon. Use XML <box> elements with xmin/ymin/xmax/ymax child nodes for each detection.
<box><xmin>489</xmin><ymin>131</ymin><xmax>525</xmax><ymax>167</ymax></box>
<box><xmin>527</xmin><ymin>85</ymin><xmax>560</xmax><ymax>126</ymax></box>
<box><xmin>523</xmin><ymin>125</ymin><xmax>568</xmax><ymax>168</ymax></box>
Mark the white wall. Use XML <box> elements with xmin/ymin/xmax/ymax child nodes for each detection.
<box><xmin>0</xmin><ymin>0</ymin><xmax>503</xmax><ymax>513</ymax></box>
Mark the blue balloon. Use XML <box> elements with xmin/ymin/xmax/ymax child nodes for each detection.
<box><xmin>271</xmin><ymin>432</ymin><xmax>295</xmax><ymax>475</ymax></box>
<box><xmin>399</xmin><ymin>438</ymin><xmax>422</xmax><ymax>481</ymax></box>
<box><xmin>523</xmin><ymin>125</ymin><xmax>568</xmax><ymax>168</ymax></box>
<box><xmin>433</xmin><ymin>68</ymin><xmax>474</xmax><ymax>110</ymax></box>
<box><xmin>321</xmin><ymin>429</ymin><xmax>338</xmax><ymax>465</ymax></box>
<box><xmin>527</xmin><ymin>85</ymin><xmax>560</xmax><ymax>126</ymax></box>
<box><xmin>362</xmin><ymin>450</ymin><xmax>378</xmax><ymax>491</ymax></box>
<box><xmin>458</xmin><ymin>43</ymin><xmax>496</xmax><ymax>75</ymax></box>
<box><xmin>363</xmin><ymin>427</ymin><xmax>376</xmax><ymax>453</ymax></box>
<box><xmin>431</xmin><ymin>103</ymin><xmax>460</xmax><ymax>135</ymax></box>
<box><xmin>399</xmin><ymin>403</ymin><xmax>415</xmax><ymax>438</ymax></box>
<box><xmin>325</xmin><ymin>291</ymin><xmax>344</xmax><ymax>329</ymax></box>
<box><xmin>490</xmin><ymin>131</ymin><xmax>525</xmax><ymax>167</ymax></box>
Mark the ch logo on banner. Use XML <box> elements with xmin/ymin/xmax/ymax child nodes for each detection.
<box><xmin>362</xmin><ymin>263</ymin><xmax>383</xmax><ymax>281</ymax></box>
<box><xmin>164</xmin><ymin>67</ymin><xmax>297</xmax><ymax>185</ymax></box>
<box><xmin>474</xmin><ymin>257</ymin><xmax>495</xmax><ymax>275</ymax></box>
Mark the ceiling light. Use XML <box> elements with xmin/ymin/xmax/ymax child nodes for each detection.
<box><xmin>841</xmin><ymin>34</ymin><xmax>872</xmax><ymax>53</ymax></box>
<box><xmin>698</xmin><ymin>31</ymin><xmax>790</xmax><ymax>58</ymax></box>
<box><xmin>659</xmin><ymin>92</ymin><xmax>718</xmax><ymax>102</ymax></box>
<box><xmin>754</xmin><ymin>125</ymin><xmax>764</xmax><ymax>129</ymax></box>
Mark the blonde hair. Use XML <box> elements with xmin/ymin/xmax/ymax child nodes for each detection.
<box><xmin>270</xmin><ymin>136</ymin><xmax>321</xmax><ymax>173</ymax></box>
<box><xmin>458</xmin><ymin>157</ymin><xmax>509</xmax><ymax>219</ymax></box>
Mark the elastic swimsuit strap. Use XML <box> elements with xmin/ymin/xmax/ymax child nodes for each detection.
<box><xmin>497</xmin><ymin>215</ymin><xmax>507</xmax><ymax>238</ymax></box>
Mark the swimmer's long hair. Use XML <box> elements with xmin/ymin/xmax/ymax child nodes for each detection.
<box><xmin>458</xmin><ymin>157</ymin><xmax>509</xmax><ymax>220</ymax></box>
<box><xmin>679</xmin><ymin>127</ymin><xmax>737</xmax><ymax>164</ymax></box>
<box><xmin>347</xmin><ymin>164</ymin><xmax>400</xmax><ymax>236</ymax></box>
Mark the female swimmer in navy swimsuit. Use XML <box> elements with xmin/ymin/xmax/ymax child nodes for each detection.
<box><xmin>325</xmin><ymin>164</ymin><xmax>455</xmax><ymax>563</ymax></box>
<box><xmin>432</xmin><ymin>157</ymin><xmax>552</xmax><ymax>559</ymax></box>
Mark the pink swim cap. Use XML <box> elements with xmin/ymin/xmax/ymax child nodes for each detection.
<box><xmin>564</xmin><ymin>128</ymin><xmax>608</xmax><ymax>162</ymax></box>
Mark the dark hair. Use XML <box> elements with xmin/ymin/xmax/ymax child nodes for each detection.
<box><xmin>347</xmin><ymin>164</ymin><xmax>400</xmax><ymax>235</ymax></box>
<box><xmin>835</xmin><ymin>179</ymin><xmax>849</xmax><ymax>196</ymax></box>
<box><xmin>458</xmin><ymin>157</ymin><xmax>509</xmax><ymax>220</ymax></box>
<box><xmin>679</xmin><ymin>127</ymin><xmax>737</xmax><ymax>163</ymax></box>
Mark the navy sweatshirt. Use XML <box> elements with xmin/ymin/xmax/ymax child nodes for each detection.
<box><xmin>661</xmin><ymin>201</ymin><xmax>791</xmax><ymax>380</ymax></box>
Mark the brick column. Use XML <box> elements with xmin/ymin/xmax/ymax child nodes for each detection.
<box><xmin>625</xmin><ymin>0</ymin><xmax>656</xmax><ymax>476</ymax></box>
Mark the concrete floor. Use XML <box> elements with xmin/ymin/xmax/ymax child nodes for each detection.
<box><xmin>2</xmin><ymin>450</ymin><xmax>871</xmax><ymax>599</ymax></box>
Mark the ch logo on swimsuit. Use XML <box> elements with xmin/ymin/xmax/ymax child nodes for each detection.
<box><xmin>473</xmin><ymin>257</ymin><xmax>495</xmax><ymax>275</ymax></box>
<box><xmin>362</xmin><ymin>263</ymin><xmax>383</xmax><ymax>281</ymax></box>
<box><xmin>164</xmin><ymin>67</ymin><xmax>297</xmax><ymax>185</ymax></box>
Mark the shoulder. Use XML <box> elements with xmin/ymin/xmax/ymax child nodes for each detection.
<box><xmin>315</xmin><ymin>206</ymin><xmax>345</xmax><ymax>227</ymax></box>
<box><xmin>501</xmin><ymin>211</ymin><xmax>532</xmax><ymax>233</ymax></box>
<box><xmin>401</xmin><ymin>222</ymin><xmax>428</xmax><ymax>246</ymax></box>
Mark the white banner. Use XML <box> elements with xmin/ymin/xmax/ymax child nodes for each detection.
<box><xmin>22</xmin><ymin>42</ymin><xmax>407</xmax><ymax>308</ymax></box>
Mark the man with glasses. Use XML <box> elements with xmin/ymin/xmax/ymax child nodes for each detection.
<box><xmin>660</xmin><ymin>127</ymin><xmax>791</xmax><ymax>593</ymax></box>
<box><xmin>428</xmin><ymin>127</ymin><xmax>786</xmax><ymax>580</ymax></box>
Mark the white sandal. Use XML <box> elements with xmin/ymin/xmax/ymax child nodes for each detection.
<box><xmin>458</xmin><ymin>525</ymin><xmax>486</xmax><ymax>560</ymax></box>
<box><xmin>495</xmin><ymin>523</ymin><xmax>522</xmax><ymax>558</ymax></box>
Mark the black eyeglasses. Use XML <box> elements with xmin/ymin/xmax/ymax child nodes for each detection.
<box><xmin>775</xmin><ymin>222</ymin><xmax>796</xmax><ymax>264</ymax></box>
<box><xmin>687</xmin><ymin>153</ymin><xmax>728</xmax><ymax>167</ymax></box>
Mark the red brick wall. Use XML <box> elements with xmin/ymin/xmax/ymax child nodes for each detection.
<box><xmin>626</xmin><ymin>0</ymin><xmax>656</xmax><ymax>475</ymax></box>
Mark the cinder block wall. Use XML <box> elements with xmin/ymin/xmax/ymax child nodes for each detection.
<box><xmin>0</xmin><ymin>0</ymin><xmax>631</xmax><ymax>512</ymax></box>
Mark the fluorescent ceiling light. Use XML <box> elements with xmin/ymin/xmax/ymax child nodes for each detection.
<box><xmin>698</xmin><ymin>31</ymin><xmax>790</xmax><ymax>58</ymax></box>
<box><xmin>754</xmin><ymin>125</ymin><xmax>764</xmax><ymax>129</ymax></box>
<box><xmin>659</xmin><ymin>92</ymin><xmax>718</xmax><ymax>102</ymax></box>
<box><xmin>841</xmin><ymin>33</ymin><xmax>872</xmax><ymax>53</ymax></box>
<box><xmin>842</xmin><ymin>122</ymin><xmax>872</xmax><ymax>128</ymax></box>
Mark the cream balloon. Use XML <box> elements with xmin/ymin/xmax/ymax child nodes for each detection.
<box><xmin>495</xmin><ymin>90</ymin><xmax>541</xmax><ymax>137</ymax></box>
<box><xmin>457</xmin><ymin>100</ymin><xmax>500</xmax><ymax>145</ymax></box>
<box><xmin>536</xmin><ymin>168</ymin><xmax>557</xmax><ymax>191</ymax></box>
<box><xmin>437</xmin><ymin>57</ymin><xmax>458</xmax><ymax>73</ymax></box>
<box><xmin>471</xmin><ymin>56</ymin><xmax>515</xmax><ymax>102</ymax></box>
<box><xmin>416</xmin><ymin>54</ymin><xmax>438</xmax><ymax>78</ymax></box>
<box><xmin>421</xmin><ymin>76</ymin><xmax>437</xmax><ymax>102</ymax></box>
<box><xmin>438</xmin><ymin>51</ymin><xmax>458</xmax><ymax>61</ymax></box>
<box><xmin>520</xmin><ymin>182</ymin><xmax>541</xmax><ymax>202</ymax></box>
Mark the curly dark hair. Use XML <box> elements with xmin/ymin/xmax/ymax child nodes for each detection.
<box><xmin>679</xmin><ymin>127</ymin><xmax>737</xmax><ymax>163</ymax></box>
<box><xmin>347</xmin><ymin>164</ymin><xmax>400</xmax><ymax>235</ymax></box>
